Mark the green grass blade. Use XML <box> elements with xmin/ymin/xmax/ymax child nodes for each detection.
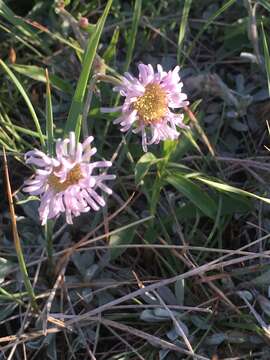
<box><xmin>0</xmin><ymin>120</ymin><xmax>46</xmax><ymax>139</ymax></box>
<box><xmin>258</xmin><ymin>0</ymin><xmax>270</xmax><ymax>12</ymax></box>
<box><xmin>11</xmin><ymin>64</ymin><xmax>73</xmax><ymax>94</ymax></box>
<box><xmin>109</xmin><ymin>227</ymin><xmax>136</xmax><ymax>260</ymax></box>
<box><xmin>0</xmin><ymin>0</ymin><xmax>37</xmax><ymax>38</ymax></box>
<box><xmin>0</xmin><ymin>22</ymin><xmax>42</xmax><ymax>57</ymax></box>
<box><xmin>135</xmin><ymin>152</ymin><xmax>160</xmax><ymax>185</ymax></box>
<box><xmin>123</xmin><ymin>0</ymin><xmax>142</xmax><ymax>72</ymax></box>
<box><xmin>195</xmin><ymin>176</ymin><xmax>270</xmax><ymax>205</ymax></box>
<box><xmin>186</xmin><ymin>0</ymin><xmax>236</xmax><ymax>57</ymax></box>
<box><xmin>262</xmin><ymin>23</ymin><xmax>270</xmax><ymax>96</ymax></box>
<box><xmin>166</xmin><ymin>172</ymin><xmax>217</xmax><ymax>219</ymax></box>
<box><xmin>45</xmin><ymin>69</ymin><xmax>54</xmax><ymax>155</ymax></box>
<box><xmin>177</xmin><ymin>0</ymin><xmax>192</xmax><ymax>63</ymax></box>
<box><xmin>103</xmin><ymin>26</ymin><xmax>120</xmax><ymax>65</ymax></box>
<box><xmin>0</xmin><ymin>59</ymin><xmax>45</xmax><ymax>148</ymax></box>
<box><xmin>64</xmin><ymin>0</ymin><xmax>113</xmax><ymax>137</ymax></box>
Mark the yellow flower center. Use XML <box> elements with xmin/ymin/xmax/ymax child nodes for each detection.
<box><xmin>48</xmin><ymin>164</ymin><xmax>83</xmax><ymax>192</ymax></box>
<box><xmin>133</xmin><ymin>83</ymin><xmax>167</xmax><ymax>124</ymax></box>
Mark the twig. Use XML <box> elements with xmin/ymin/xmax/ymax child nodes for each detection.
<box><xmin>2</xmin><ymin>147</ymin><xmax>38</xmax><ymax>312</ymax></box>
<box><xmin>184</xmin><ymin>106</ymin><xmax>215</xmax><ymax>156</ymax></box>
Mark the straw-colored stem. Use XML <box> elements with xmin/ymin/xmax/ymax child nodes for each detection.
<box><xmin>184</xmin><ymin>106</ymin><xmax>215</xmax><ymax>157</ymax></box>
<box><xmin>2</xmin><ymin>147</ymin><xmax>39</xmax><ymax>312</ymax></box>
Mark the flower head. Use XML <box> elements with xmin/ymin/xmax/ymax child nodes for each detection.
<box><xmin>105</xmin><ymin>63</ymin><xmax>189</xmax><ymax>151</ymax></box>
<box><xmin>23</xmin><ymin>132</ymin><xmax>115</xmax><ymax>225</ymax></box>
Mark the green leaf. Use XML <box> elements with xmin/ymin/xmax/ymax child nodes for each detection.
<box><xmin>166</xmin><ymin>172</ymin><xmax>217</xmax><ymax>219</ymax></box>
<box><xmin>11</xmin><ymin>64</ymin><xmax>73</xmax><ymax>94</ymax></box>
<box><xmin>135</xmin><ymin>152</ymin><xmax>159</xmax><ymax>185</ymax></box>
<box><xmin>109</xmin><ymin>227</ymin><xmax>136</xmax><ymax>260</ymax></box>
<box><xmin>195</xmin><ymin>176</ymin><xmax>270</xmax><ymax>205</ymax></box>
<box><xmin>175</xmin><ymin>279</ymin><xmax>185</xmax><ymax>306</ymax></box>
<box><xmin>0</xmin><ymin>60</ymin><xmax>45</xmax><ymax>148</ymax></box>
<box><xmin>103</xmin><ymin>26</ymin><xmax>120</xmax><ymax>64</ymax></box>
<box><xmin>258</xmin><ymin>0</ymin><xmax>270</xmax><ymax>12</ymax></box>
<box><xmin>173</xmin><ymin>193</ymin><xmax>251</xmax><ymax>221</ymax></box>
<box><xmin>0</xmin><ymin>1</ymin><xmax>37</xmax><ymax>38</ymax></box>
<box><xmin>262</xmin><ymin>23</ymin><xmax>270</xmax><ymax>96</ymax></box>
<box><xmin>45</xmin><ymin>69</ymin><xmax>54</xmax><ymax>155</ymax></box>
<box><xmin>162</xmin><ymin>100</ymin><xmax>202</xmax><ymax>160</ymax></box>
<box><xmin>123</xmin><ymin>0</ymin><xmax>142</xmax><ymax>72</ymax></box>
<box><xmin>64</xmin><ymin>0</ymin><xmax>113</xmax><ymax>137</ymax></box>
<box><xmin>178</xmin><ymin>0</ymin><xmax>192</xmax><ymax>63</ymax></box>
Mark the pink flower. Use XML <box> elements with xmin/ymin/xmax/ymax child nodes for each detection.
<box><xmin>104</xmin><ymin>64</ymin><xmax>189</xmax><ymax>152</ymax></box>
<box><xmin>23</xmin><ymin>132</ymin><xmax>115</xmax><ymax>225</ymax></box>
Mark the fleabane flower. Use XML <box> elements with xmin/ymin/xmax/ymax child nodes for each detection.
<box><xmin>23</xmin><ymin>132</ymin><xmax>115</xmax><ymax>225</ymax></box>
<box><xmin>104</xmin><ymin>63</ymin><xmax>189</xmax><ymax>151</ymax></box>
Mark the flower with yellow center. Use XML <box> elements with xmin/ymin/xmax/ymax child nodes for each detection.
<box><xmin>105</xmin><ymin>63</ymin><xmax>189</xmax><ymax>151</ymax></box>
<box><xmin>133</xmin><ymin>83</ymin><xmax>167</xmax><ymax>124</ymax></box>
<box><xmin>23</xmin><ymin>132</ymin><xmax>115</xmax><ymax>225</ymax></box>
<box><xmin>47</xmin><ymin>164</ymin><xmax>83</xmax><ymax>192</ymax></box>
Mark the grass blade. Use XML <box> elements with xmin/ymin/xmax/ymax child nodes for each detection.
<box><xmin>0</xmin><ymin>59</ymin><xmax>45</xmax><ymax>148</ymax></box>
<box><xmin>261</xmin><ymin>23</ymin><xmax>270</xmax><ymax>96</ymax></box>
<box><xmin>177</xmin><ymin>0</ymin><xmax>192</xmax><ymax>63</ymax></box>
<box><xmin>166</xmin><ymin>172</ymin><xmax>217</xmax><ymax>219</ymax></box>
<box><xmin>186</xmin><ymin>0</ymin><xmax>236</xmax><ymax>57</ymax></box>
<box><xmin>12</xmin><ymin>64</ymin><xmax>73</xmax><ymax>94</ymax></box>
<box><xmin>123</xmin><ymin>0</ymin><xmax>142</xmax><ymax>72</ymax></box>
<box><xmin>195</xmin><ymin>175</ymin><xmax>270</xmax><ymax>205</ymax></box>
<box><xmin>2</xmin><ymin>147</ymin><xmax>38</xmax><ymax>311</ymax></box>
<box><xmin>64</xmin><ymin>0</ymin><xmax>113</xmax><ymax>137</ymax></box>
<box><xmin>45</xmin><ymin>69</ymin><xmax>54</xmax><ymax>155</ymax></box>
<box><xmin>257</xmin><ymin>0</ymin><xmax>270</xmax><ymax>12</ymax></box>
<box><xmin>0</xmin><ymin>0</ymin><xmax>37</xmax><ymax>38</ymax></box>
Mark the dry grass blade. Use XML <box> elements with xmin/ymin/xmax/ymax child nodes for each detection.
<box><xmin>91</xmin><ymin>317</ymin><xmax>209</xmax><ymax>360</ymax></box>
<box><xmin>185</xmin><ymin>106</ymin><xmax>215</xmax><ymax>156</ymax></box>
<box><xmin>63</xmin><ymin>240</ymin><xmax>270</xmax><ymax>325</ymax></box>
<box><xmin>238</xmin><ymin>292</ymin><xmax>270</xmax><ymax>338</ymax></box>
<box><xmin>154</xmin><ymin>290</ymin><xmax>195</xmax><ymax>354</ymax></box>
<box><xmin>2</xmin><ymin>147</ymin><xmax>38</xmax><ymax>312</ymax></box>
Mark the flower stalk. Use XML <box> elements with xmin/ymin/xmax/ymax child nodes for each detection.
<box><xmin>3</xmin><ymin>147</ymin><xmax>38</xmax><ymax>312</ymax></box>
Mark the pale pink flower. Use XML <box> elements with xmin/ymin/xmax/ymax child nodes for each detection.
<box><xmin>23</xmin><ymin>132</ymin><xmax>115</xmax><ymax>225</ymax></box>
<box><xmin>103</xmin><ymin>63</ymin><xmax>189</xmax><ymax>151</ymax></box>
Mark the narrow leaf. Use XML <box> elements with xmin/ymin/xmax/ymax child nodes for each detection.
<box><xmin>103</xmin><ymin>26</ymin><xmax>120</xmax><ymax>64</ymax></box>
<box><xmin>166</xmin><ymin>172</ymin><xmax>217</xmax><ymax>219</ymax></box>
<box><xmin>123</xmin><ymin>0</ymin><xmax>142</xmax><ymax>72</ymax></box>
<box><xmin>0</xmin><ymin>59</ymin><xmax>45</xmax><ymax>148</ymax></box>
<box><xmin>45</xmin><ymin>69</ymin><xmax>54</xmax><ymax>155</ymax></box>
<box><xmin>258</xmin><ymin>0</ymin><xmax>270</xmax><ymax>12</ymax></box>
<box><xmin>177</xmin><ymin>0</ymin><xmax>192</xmax><ymax>63</ymax></box>
<box><xmin>12</xmin><ymin>64</ymin><xmax>73</xmax><ymax>94</ymax></box>
<box><xmin>135</xmin><ymin>152</ymin><xmax>159</xmax><ymax>185</ymax></box>
<box><xmin>0</xmin><ymin>1</ymin><xmax>36</xmax><ymax>38</ymax></box>
<box><xmin>262</xmin><ymin>23</ymin><xmax>270</xmax><ymax>96</ymax></box>
<box><xmin>109</xmin><ymin>228</ymin><xmax>136</xmax><ymax>260</ymax></box>
<box><xmin>187</xmin><ymin>0</ymin><xmax>236</xmax><ymax>57</ymax></box>
<box><xmin>195</xmin><ymin>176</ymin><xmax>270</xmax><ymax>205</ymax></box>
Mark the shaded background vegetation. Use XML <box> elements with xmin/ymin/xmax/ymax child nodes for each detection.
<box><xmin>1</xmin><ymin>0</ymin><xmax>270</xmax><ymax>359</ymax></box>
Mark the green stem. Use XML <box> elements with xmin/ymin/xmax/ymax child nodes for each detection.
<box><xmin>16</xmin><ymin>243</ymin><xmax>38</xmax><ymax>311</ymax></box>
<box><xmin>0</xmin><ymin>287</ymin><xmax>25</xmax><ymax>306</ymax></box>
<box><xmin>45</xmin><ymin>220</ymin><xmax>54</xmax><ymax>273</ymax></box>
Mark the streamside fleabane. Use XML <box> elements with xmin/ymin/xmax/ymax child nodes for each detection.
<box><xmin>106</xmin><ymin>63</ymin><xmax>189</xmax><ymax>152</ymax></box>
<box><xmin>23</xmin><ymin>132</ymin><xmax>115</xmax><ymax>225</ymax></box>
